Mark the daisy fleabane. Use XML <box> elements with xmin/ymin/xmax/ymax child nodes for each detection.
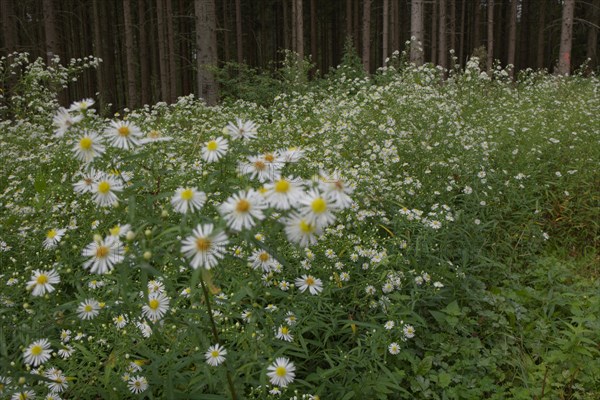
<box><xmin>205</xmin><ymin>343</ymin><xmax>227</xmax><ymax>366</ymax></box>
<box><xmin>264</xmin><ymin>176</ymin><xmax>304</xmax><ymax>210</ymax></box>
<box><xmin>73</xmin><ymin>168</ymin><xmax>100</xmax><ymax>194</ymax></box>
<box><xmin>388</xmin><ymin>342</ymin><xmax>401</xmax><ymax>355</ymax></box>
<box><xmin>225</xmin><ymin>118</ymin><xmax>258</xmax><ymax>140</ymax></box>
<box><xmin>249</xmin><ymin>249</ymin><xmax>278</xmax><ymax>272</ymax></box>
<box><xmin>43</xmin><ymin>228</ymin><xmax>66</xmax><ymax>250</ymax></box>
<box><xmin>267</xmin><ymin>357</ymin><xmax>296</xmax><ymax>387</ymax></box>
<box><xmin>275</xmin><ymin>325</ymin><xmax>293</xmax><ymax>342</ymax></box>
<box><xmin>181</xmin><ymin>224</ymin><xmax>229</xmax><ymax>270</ymax></box>
<box><xmin>171</xmin><ymin>187</ymin><xmax>206</xmax><ymax>214</ymax></box>
<box><xmin>318</xmin><ymin>170</ymin><xmax>354</xmax><ymax>209</ymax></box>
<box><xmin>295</xmin><ymin>274</ymin><xmax>323</xmax><ymax>295</ymax></box>
<box><xmin>23</xmin><ymin>339</ymin><xmax>52</xmax><ymax>366</ymax></box>
<box><xmin>53</xmin><ymin>107</ymin><xmax>83</xmax><ymax>137</ymax></box>
<box><xmin>201</xmin><ymin>137</ymin><xmax>228</xmax><ymax>162</ymax></box>
<box><xmin>128</xmin><ymin>376</ymin><xmax>148</xmax><ymax>394</ymax></box>
<box><xmin>298</xmin><ymin>189</ymin><xmax>337</xmax><ymax>229</ymax></box>
<box><xmin>141</xmin><ymin>292</ymin><xmax>170</xmax><ymax>322</ymax></box>
<box><xmin>27</xmin><ymin>269</ymin><xmax>60</xmax><ymax>297</ymax></box>
<box><xmin>73</xmin><ymin>131</ymin><xmax>105</xmax><ymax>163</ymax></box>
<box><xmin>77</xmin><ymin>298</ymin><xmax>101</xmax><ymax>320</ymax></box>
<box><xmin>238</xmin><ymin>155</ymin><xmax>280</xmax><ymax>183</ymax></box>
<box><xmin>284</xmin><ymin>212</ymin><xmax>321</xmax><ymax>247</ymax></box>
<box><xmin>92</xmin><ymin>172</ymin><xmax>123</xmax><ymax>207</ymax></box>
<box><xmin>140</xmin><ymin>129</ymin><xmax>172</xmax><ymax>144</ymax></box>
<box><xmin>69</xmin><ymin>98</ymin><xmax>95</xmax><ymax>112</ymax></box>
<box><xmin>219</xmin><ymin>189</ymin><xmax>266</xmax><ymax>231</ymax></box>
<box><xmin>82</xmin><ymin>235</ymin><xmax>124</xmax><ymax>274</ymax></box>
<box><xmin>105</xmin><ymin>120</ymin><xmax>143</xmax><ymax>150</ymax></box>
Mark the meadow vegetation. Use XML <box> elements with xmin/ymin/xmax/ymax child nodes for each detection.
<box><xmin>0</xmin><ymin>51</ymin><xmax>598</xmax><ymax>399</ymax></box>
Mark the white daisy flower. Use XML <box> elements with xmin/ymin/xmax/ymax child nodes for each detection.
<box><xmin>318</xmin><ymin>170</ymin><xmax>354</xmax><ymax>209</ymax></box>
<box><xmin>11</xmin><ymin>390</ymin><xmax>36</xmax><ymax>400</ymax></box>
<box><xmin>53</xmin><ymin>107</ymin><xmax>83</xmax><ymax>137</ymax></box>
<box><xmin>238</xmin><ymin>155</ymin><xmax>279</xmax><ymax>183</ymax></box>
<box><xmin>82</xmin><ymin>235</ymin><xmax>124</xmax><ymax>274</ymax></box>
<box><xmin>136</xmin><ymin>320</ymin><xmax>153</xmax><ymax>338</ymax></box>
<box><xmin>57</xmin><ymin>345</ymin><xmax>74</xmax><ymax>359</ymax></box>
<box><xmin>23</xmin><ymin>339</ymin><xmax>52</xmax><ymax>366</ymax></box>
<box><xmin>109</xmin><ymin>224</ymin><xmax>131</xmax><ymax>238</ymax></box>
<box><xmin>171</xmin><ymin>187</ymin><xmax>206</xmax><ymax>214</ymax></box>
<box><xmin>284</xmin><ymin>212</ymin><xmax>321</xmax><ymax>247</ymax></box>
<box><xmin>219</xmin><ymin>189</ymin><xmax>266</xmax><ymax>231</ymax></box>
<box><xmin>225</xmin><ymin>118</ymin><xmax>258</xmax><ymax>140</ymax></box>
<box><xmin>43</xmin><ymin>228</ymin><xmax>66</xmax><ymax>250</ymax></box>
<box><xmin>105</xmin><ymin>120</ymin><xmax>143</xmax><ymax>150</ymax></box>
<box><xmin>403</xmin><ymin>324</ymin><xmax>416</xmax><ymax>339</ymax></box>
<box><xmin>388</xmin><ymin>342</ymin><xmax>401</xmax><ymax>355</ymax></box>
<box><xmin>295</xmin><ymin>274</ymin><xmax>323</xmax><ymax>295</ymax></box>
<box><xmin>275</xmin><ymin>325</ymin><xmax>293</xmax><ymax>342</ymax></box>
<box><xmin>27</xmin><ymin>269</ymin><xmax>60</xmax><ymax>297</ymax></box>
<box><xmin>127</xmin><ymin>376</ymin><xmax>148</xmax><ymax>394</ymax></box>
<box><xmin>91</xmin><ymin>173</ymin><xmax>123</xmax><ymax>207</ymax></box>
<box><xmin>73</xmin><ymin>168</ymin><xmax>100</xmax><ymax>194</ymax></box>
<box><xmin>72</xmin><ymin>131</ymin><xmax>105</xmax><ymax>163</ymax></box>
<box><xmin>180</xmin><ymin>224</ymin><xmax>229</xmax><ymax>270</ymax></box>
<box><xmin>204</xmin><ymin>343</ymin><xmax>227</xmax><ymax>366</ymax></box>
<box><xmin>113</xmin><ymin>314</ymin><xmax>128</xmax><ymax>329</ymax></box>
<box><xmin>298</xmin><ymin>189</ymin><xmax>337</xmax><ymax>229</ymax></box>
<box><xmin>68</xmin><ymin>98</ymin><xmax>95</xmax><ymax>112</ymax></box>
<box><xmin>44</xmin><ymin>368</ymin><xmax>68</xmax><ymax>393</ymax></box>
<box><xmin>147</xmin><ymin>280</ymin><xmax>165</xmax><ymax>293</ymax></box>
<box><xmin>141</xmin><ymin>292</ymin><xmax>170</xmax><ymax>322</ymax></box>
<box><xmin>264</xmin><ymin>176</ymin><xmax>304</xmax><ymax>210</ymax></box>
<box><xmin>77</xmin><ymin>298</ymin><xmax>101</xmax><ymax>320</ymax></box>
<box><xmin>201</xmin><ymin>137</ymin><xmax>228</xmax><ymax>162</ymax></box>
<box><xmin>248</xmin><ymin>249</ymin><xmax>278</xmax><ymax>272</ymax></box>
<box><xmin>140</xmin><ymin>129</ymin><xmax>172</xmax><ymax>144</ymax></box>
<box><xmin>267</xmin><ymin>357</ymin><xmax>296</xmax><ymax>387</ymax></box>
<box><xmin>279</xmin><ymin>147</ymin><xmax>304</xmax><ymax>163</ymax></box>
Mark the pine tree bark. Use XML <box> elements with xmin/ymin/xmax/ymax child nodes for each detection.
<box><xmin>382</xmin><ymin>0</ymin><xmax>389</xmax><ymax>64</ymax></box>
<box><xmin>557</xmin><ymin>0</ymin><xmax>575</xmax><ymax>75</ymax></box>
<box><xmin>311</xmin><ymin>0</ymin><xmax>317</xmax><ymax>65</ymax></box>
<box><xmin>156</xmin><ymin>0</ymin><xmax>170</xmax><ymax>101</ymax></box>
<box><xmin>431</xmin><ymin>1</ymin><xmax>438</xmax><ymax>65</ymax></box>
<box><xmin>346</xmin><ymin>0</ymin><xmax>352</xmax><ymax>39</ymax></box>
<box><xmin>195</xmin><ymin>0</ymin><xmax>218</xmax><ymax>105</ymax></box>
<box><xmin>166</xmin><ymin>0</ymin><xmax>177</xmax><ymax>103</ymax></box>
<box><xmin>450</xmin><ymin>0</ymin><xmax>456</xmax><ymax>53</ymax></box>
<box><xmin>1</xmin><ymin>0</ymin><xmax>18</xmax><ymax>53</ymax></box>
<box><xmin>139</xmin><ymin>0</ymin><xmax>151</xmax><ymax>105</ymax></box>
<box><xmin>410</xmin><ymin>0</ymin><xmax>424</xmax><ymax>65</ymax></box>
<box><xmin>507</xmin><ymin>0</ymin><xmax>518</xmax><ymax>78</ymax></box>
<box><xmin>123</xmin><ymin>0</ymin><xmax>138</xmax><ymax>108</ymax></box>
<box><xmin>391</xmin><ymin>0</ymin><xmax>399</xmax><ymax>53</ymax></box>
<box><xmin>296</xmin><ymin>0</ymin><xmax>304</xmax><ymax>60</ymax></box>
<box><xmin>586</xmin><ymin>0</ymin><xmax>599</xmax><ymax>69</ymax></box>
<box><xmin>235</xmin><ymin>0</ymin><xmax>243</xmax><ymax>62</ymax></box>
<box><xmin>473</xmin><ymin>0</ymin><xmax>481</xmax><ymax>50</ymax></box>
<box><xmin>42</xmin><ymin>0</ymin><xmax>61</xmax><ymax>64</ymax></box>
<box><xmin>486</xmin><ymin>0</ymin><xmax>494</xmax><ymax>74</ymax></box>
<box><xmin>362</xmin><ymin>0</ymin><xmax>371</xmax><ymax>72</ymax></box>
<box><xmin>536</xmin><ymin>0</ymin><xmax>546</xmax><ymax>69</ymax></box>
<box><xmin>439</xmin><ymin>0</ymin><xmax>448</xmax><ymax>69</ymax></box>
<box><xmin>459</xmin><ymin>0</ymin><xmax>466</xmax><ymax>65</ymax></box>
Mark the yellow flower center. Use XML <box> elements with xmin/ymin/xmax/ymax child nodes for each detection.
<box><xmin>30</xmin><ymin>345</ymin><xmax>43</xmax><ymax>356</ymax></box>
<box><xmin>274</xmin><ymin>180</ymin><xmax>290</xmax><ymax>193</ymax></box>
<box><xmin>97</xmin><ymin>181</ymin><xmax>111</xmax><ymax>194</ymax></box>
<box><xmin>264</xmin><ymin>153</ymin><xmax>275</xmax><ymax>162</ymax></box>
<box><xmin>148</xmin><ymin>130</ymin><xmax>160</xmax><ymax>138</ymax></box>
<box><xmin>109</xmin><ymin>226</ymin><xmax>121</xmax><ymax>236</ymax></box>
<box><xmin>80</xmin><ymin>137</ymin><xmax>93</xmax><ymax>150</ymax></box>
<box><xmin>149</xmin><ymin>299</ymin><xmax>160</xmax><ymax>310</ymax></box>
<box><xmin>36</xmin><ymin>274</ymin><xmax>49</xmax><ymax>285</ymax></box>
<box><xmin>275</xmin><ymin>366</ymin><xmax>287</xmax><ymax>377</ymax></box>
<box><xmin>259</xmin><ymin>252</ymin><xmax>270</xmax><ymax>262</ymax></box>
<box><xmin>118</xmin><ymin>126</ymin><xmax>130</xmax><ymax>137</ymax></box>
<box><xmin>311</xmin><ymin>197</ymin><xmax>327</xmax><ymax>214</ymax></box>
<box><xmin>84</xmin><ymin>304</ymin><xmax>93</xmax><ymax>312</ymax></box>
<box><xmin>47</xmin><ymin>229</ymin><xmax>57</xmax><ymax>239</ymax></box>
<box><xmin>236</xmin><ymin>199</ymin><xmax>250</xmax><ymax>213</ymax></box>
<box><xmin>195</xmin><ymin>238</ymin><xmax>211</xmax><ymax>252</ymax></box>
<box><xmin>281</xmin><ymin>327</ymin><xmax>289</xmax><ymax>334</ymax></box>
<box><xmin>207</xmin><ymin>140</ymin><xmax>218</xmax><ymax>151</ymax></box>
<box><xmin>211</xmin><ymin>350</ymin><xmax>219</xmax><ymax>357</ymax></box>
<box><xmin>305</xmin><ymin>276</ymin><xmax>315</xmax><ymax>286</ymax></box>
<box><xmin>96</xmin><ymin>245</ymin><xmax>109</xmax><ymax>258</ymax></box>
<box><xmin>180</xmin><ymin>188</ymin><xmax>194</xmax><ymax>201</ymax></box>
<box><xmin>254</xmin><ymin>160</ymin><xmax>266</xmax><ymax>170</ymax></box>
<box><xmin>299</xmin><ymin>220</ymin><xmax>315</xmax><ymax>233</ymax></box>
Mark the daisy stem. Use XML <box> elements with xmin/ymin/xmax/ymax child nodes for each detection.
<box><xmin>199</xmin><ymin>276</ymin><xmax>238</xmax><ymax>400</ymax></box>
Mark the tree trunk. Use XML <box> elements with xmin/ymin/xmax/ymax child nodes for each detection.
<box><xmin>431</xmin><ymin>1</ymin><xmax>438</xmax><ymax>65</ymax></box>
<box><xmin>507</xmin><ymin>0</ymin><xmax>518</xmax><ymax>78</ymax></box>
<box><xmin>459</xmin><ymin>0</ymin><xmax>466</xmax><ymax>65</ymax></box>
<box><xmin>195</xmin><ymin>0</ymin><xmax>218</xmax><ymax>105</ymax></box>
<box><xmin>156</xmin><ymin>0</ymin><xmax>170</xmax><ymax>101</ymax></box>
<box><xmin>346</xmin><ymin>0</ymin><xmax>352</xmax><ymax>39</ymax></box>
<box><xmin>410</xmin><ymin>0</ymin><xmax>424</xmax><ymax>65</ymax></box>
<box><xmin>296</xmin><ymin>0</ymin><xmax>304</xmax><ymax>60</ymax></box>
<box><xmin>486</xmin><ymin>0</ymin><xmax>494</xmax><ymax>74</ymax></box>
<box><xmin>362</xmin><ymin>0</ymin><xmax>371</xmax><ymax>72</ymax></box>
<box><xmin>235</xmin><ymin>0</ymin><xmax>243</xmax><ymax>62</ymax></box>
<box><xmin>439</xmin><ymin>0</ymin><xmax>448</xmax><ymax>69</ymax></box>
<box><xmin>1</xmin><ymin>0</ymin><xmax>18</xmax><ymax>53</ymax></box>
<box><xmin>311</xmin><ymin>0</ymin><xmax>317</xmax><ymax>65</ymax></box>
<box><xmin>536</xmin><ymin>0</ymin><xmax>546</xmax><ymax>69</ymax></box>
<box><xmin>139</xmin><ymin>0</ymin><xmax>151</xmax><ymax>105</ymax></box>
<box><xmin>473</xmin><ymin>0</ymin><xmax>481</xmax><ymax>49</ymax></box>
<box><xmin>557</xmin><ymin>0</ymin><xmax>575</xmax><ymax>75</ymax></box>
<box><xmin>42</xmin><ymin>0</ymin><xmax>61</xmax><ymax>64</ymax></box>
<box><xmin>123</xmin><ymin>0</ymin><xmax>138</xmax><ymax>108</ymax></box>
<box><xmin>166</xmin><ymin>0</ymin><xmax>177</xmax><ymax>102</ymax></box>
<box><xmin>382</xmin><ymin>0</ymin><xmax>389</xmax><ymax>64</ymax></box>
<box><xmin>391</xmin><ymin>0</ymin><xmax>399</xmax><ymax>53</ymax></box>
<box><xmin>586</xmin><ymin>0</ymin><xmax>599</xmax><ymax>69</ymax></box>
<box><xmin>450</xmin><ymin>0</ymin><xmax>456</xmax><ymax>53</ymax></box>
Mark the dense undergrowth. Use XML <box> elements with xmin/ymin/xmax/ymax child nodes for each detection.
<box><xmin>0</xmin><ymin>51</ymin><xmax>599</xmax><ymax>399</ymax></box>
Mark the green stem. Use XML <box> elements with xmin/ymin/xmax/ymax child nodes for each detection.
<box><xmin>199</xmin><ymin>276</ymin><xmax>238</xmax><ymax>400</ymax></box>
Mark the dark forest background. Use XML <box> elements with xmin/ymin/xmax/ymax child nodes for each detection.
<box><xmin>1</xmin><ymin>0</ymin><xmax>598</xmax><ymax>112</ymax></box>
